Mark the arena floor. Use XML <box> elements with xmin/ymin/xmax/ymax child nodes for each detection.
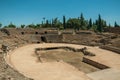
<box><xmin>5</xmin><ymin>43</ymin><xmax>120</xmax><ymax>80</ymax></box>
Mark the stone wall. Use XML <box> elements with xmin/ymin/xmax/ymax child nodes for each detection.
<box><xmin>43</xmin><ymin>34</ymin><xmax>63</xmax><ymax>43</ymax></box>
<box><xmin>62</xmin><ymin>33</ymin><xmax>97</xmax><ymax>46</ymax></box>
<box><xmin>104</xmin><ymin>27</ymin><xmax>120</xmax><ymax>34</ymax></box>
<box><xmin>82</xmin><ymin>57</ymin><xmax>109</xmax><ymax>69</ymax></box>
<box><xmin>100</xmin><ymin>45</ymin><xmax>120</xmax><ymax>54</ymax></box>
<box><xmin>35</xmin><ymin>46</ymin><xmax>81</xmax><ymax>52</ymax></box>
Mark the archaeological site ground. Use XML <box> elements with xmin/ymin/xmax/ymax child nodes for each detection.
<box><xmin>0</xmin><ymin>28</ymin><xmax>120</xmax><ymax>80</ymax></box>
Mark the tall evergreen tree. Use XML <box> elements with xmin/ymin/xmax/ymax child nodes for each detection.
<box><xmin>45</xmin><ymin>20</ymin><xmax>49</xmax><ymax>27</ymax></box>
<box><xmin>114</xmin><ymin>21</ymin><xmax>119</xmax><ymax>27</ymax></box>
<box><xmin>63</xmin><ymin>16</ymin><xmax>66</xmax><ymax>29</ymax></box>
<box><xmin>97</xmin><ymin>14</ymin><xmax>103</xmax><ymax>32</ymax></box>
<box><xmin>0</xmin><ymin>23</ymin><xmax>2</xmax><ymax>28</ymax></box>
<box><xmin>80</xmin><ymin>13</ymin><xmax>85</xmax><ymax>29</ymax></box>
<box><xmin>87</xmin><ymin>18</ymin><xmax>92</xmax><ymax>30</ymax></box>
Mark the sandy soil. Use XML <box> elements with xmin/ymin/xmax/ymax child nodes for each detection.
<box><xmin>6</xmin><ymin>43</ymin><xmax>91</xmax><ymax>80</ymax></box>
<box><xmin>86</xmin><ymin>47</ymin><xmax>120</xmax><ymax>70</ymax></box>
<box><xmin>5</xmin><ymin>43</ymin><xmax>120</xmax><ymax>80</ymax></box>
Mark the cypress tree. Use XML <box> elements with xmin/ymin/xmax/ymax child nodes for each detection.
<box><xmin>87</xmin><ymin>18</ymin><xmax>92</xmax><ymax>30</ymax></box>
<box><xmin>80</xmin><ymin>13</ymin><xmax>85</xmax><ymax>29</ymax></box>
<box><xmin>0</xmin><ymin>23</ymin><xmax>2</xmax><ymax>28</ymax></box>
<box><xmin>97</xmin><ymin>14</ymin><xmax>102</xmax><ymax>32</ymax></box>
<box><xmin>114</xmin><ymin>21</ymin><xmax>119</xmax><ymax>27</ymax></box>
<box><xmin>63</xmin><ymin>16</ymin><xmax>66</xmax><ymax>29</ymax></box>
<box><xmin>45</xmin><ymin>20</ymin><xmax>49</xmax><ymax>27</ymax></box>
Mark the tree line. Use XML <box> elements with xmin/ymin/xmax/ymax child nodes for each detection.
<box><xmin>0</xmin><ymin>13</ymin><xmax>119</xmax><ymax>32</ymax></box>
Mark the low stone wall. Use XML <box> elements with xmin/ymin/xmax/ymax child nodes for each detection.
<box><xmin>76</xmin><ymin>31</ymin><xmax>93</xmax><ymax>34</ymax></box>
<box><xmin>100</xmin><ymin>45</ymin><xmax>120</xmax><ymax>54</ymax></box>
<box><xmin>35</xmin><ymin>46</ymin><xmax>81</xmax><ymax>52</ymax></box>
<box><xmin>104</xmin><ymin>27</ymin><xmax>120</xmax><ymax>34</ymax></box>
<box><xmin>82</xmin><ymin>57</ymin><xmax>109</xmax><ymax>69</ymax></box>
<box><xmin>1</xmin><ymin>28</ymin><xmax>10</xmax><ymax>35</ymax></box>
<box><xmin>35</xmin><ymin>46</ymin><xmax>95</xmax><ymax>57</ymax></box>
<box><xmin>43</xmin><ymin>34</ymin><xmax>63</xmax><ymax>43</ymax></box>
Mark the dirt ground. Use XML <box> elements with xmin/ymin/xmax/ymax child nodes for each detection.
<box><xmin>37</xmin><ymin>49</ymin><xmax>99</xmax><ymax>73</ymax></box>
<box><xmin>6</xmin><ymin>43</ymin><xmax>92</xmax><ymax>80</ymax></box>
<box><xmin>5</xmin><ymin>43</ymin><xmax>120</xmax><ymax>80</ymax></box>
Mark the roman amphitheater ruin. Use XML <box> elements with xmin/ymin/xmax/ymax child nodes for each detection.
<box><xmin>0</xmin><ymin>28</ymin><xmax>120</xmax><ymax>80</ymax></box>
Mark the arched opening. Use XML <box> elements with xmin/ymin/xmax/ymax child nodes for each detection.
<box><xmin>41</xmin><ymin>36</ymin><xmax>47</xmax><ymax>42</ymax></box>
<box><xmin>37</xmin><ymin>42</ymin><xmax>40</xmax><ymax>44</ymax></box>
<box><xmin>44</xmin><ymin>31</ymin><xmax>47</xmax><ymax>34</ymax></box>
<box><xmin>35</xmin><ymin>32</ymin><xmax>38</xmax><ymax>34</ymax></box>
<box><xmin>21</xmin><ymin>32</ymin><xmax>24</xmax><ymax>35</ymax></box>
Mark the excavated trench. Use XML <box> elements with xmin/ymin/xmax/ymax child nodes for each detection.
<box><xmin>35</xmin><ymin>46</ymin><xmax>109</xmax><ymax>73</ymax></box>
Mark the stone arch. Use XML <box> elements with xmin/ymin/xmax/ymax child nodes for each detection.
<box><xmin>41</xmin><ymin>36</ymin><xmax>47</xmax><ymax>42</ymax></box>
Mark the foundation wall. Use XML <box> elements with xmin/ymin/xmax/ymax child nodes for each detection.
<box><xmin>100</xmin><ymin>45</ymin><xmax>120</xmax><ymax>54</ymax></box>
<box><xmin>104</xmin><ymin>27</ymin><xmax>120</xmax><ymax>34</ymax></box>
<box><xmin>82</xmin><ymin>57</ymin><xmax>109</xmax><ymax>69</ymax></box>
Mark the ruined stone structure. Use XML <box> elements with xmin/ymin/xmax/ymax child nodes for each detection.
<box><xmin>104</xmin><ymin>27</ymin><xmax>120</xmax><ymax>34</ymax></box>
<box><xmin>0</xmin><ymin>28</ymin><xmax>120</xmax><ymax>80</ymax></box>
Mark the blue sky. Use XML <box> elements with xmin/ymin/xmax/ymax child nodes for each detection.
<box><xmin>0</xmin><ymin>0</ymin><xmax>120</xmax><ymax>26</ymax></box>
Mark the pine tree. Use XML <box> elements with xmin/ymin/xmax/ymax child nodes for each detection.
<box><xmin>45</xmin><ymin>20</ymin><xmax>49</xmax><ymax>27</ymax></box>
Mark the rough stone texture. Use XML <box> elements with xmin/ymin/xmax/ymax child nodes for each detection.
<box><xmin>43</xmin><ymin>34</ymin><xmax>63</xmax><ymax>43</ymax></box>
<box><xmin>104</xmin><ymin>27</ymin><xmax>120</xmax><ymax>34</ymax></box>
<box><xmin>100</xmin><ymin>45</ymin><xmax>120</xmax><ymax>54</ymax></box>
<box><xmin>82</xmin><ymin>57</ymin><xmax>109</xmax><ymax>69</ymax></box>
<box><xmin>0</xmin><ymin>53</ymin><xmax>31</xmax><ymax>80</ymax></box>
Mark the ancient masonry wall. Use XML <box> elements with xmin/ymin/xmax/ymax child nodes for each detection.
<box><xmin>104</xmin><ymin>27</ymin><xmax>120</xmax><ymax>34</ymax></box>
<box><xmin>82</xmin><ymin>57</ymin><xmax>110</xmax><ymax>69</ymax></box>
<box><xmin>100</xmin><ymin>45</ymin><xmax>120</xmax><ymax>54</ymax></box>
